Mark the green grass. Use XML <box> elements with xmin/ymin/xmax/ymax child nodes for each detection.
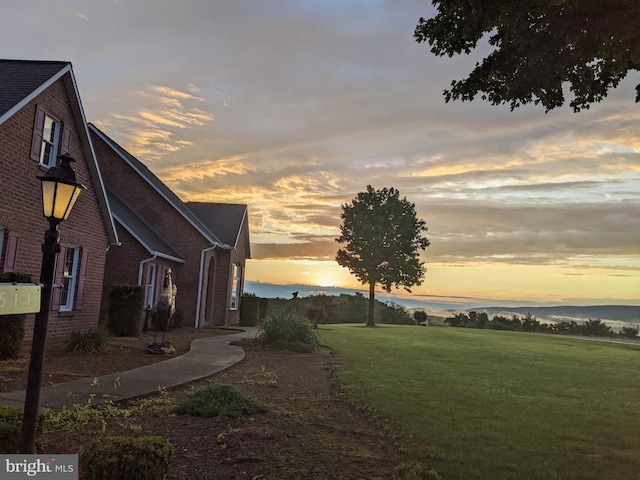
<box><xmin>318</xmin><ymin>325</ymin><xmax>640</xmax><ymax>480</ymax></box>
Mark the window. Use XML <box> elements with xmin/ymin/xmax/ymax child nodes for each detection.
<box><xmin>59</xmin><ymin>247</ymin><xmax>79</xmax><ymax>312</ymax></box>
<box><xmin>230</xmin><ymin>264</ymin><xmax>242</xmax><ymax>310</ymax></box>
<box><xmin>39</xmin><ymin>114</ymin><xmax>60</xmax><ymax>167</ymax></box>
<box><xmin>31</xmin><ymin>105</ymin><xmax>70</xmax><ymax>167</ymax></box>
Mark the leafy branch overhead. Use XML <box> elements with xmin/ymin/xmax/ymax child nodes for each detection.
<box><xmin>415</xmin><ymin>0</ymin><xmax>640</xmax><ymax>112</ymax></box>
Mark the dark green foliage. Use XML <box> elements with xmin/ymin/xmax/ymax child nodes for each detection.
<box><xmin>175</xmin><ymin>383</ymin><xmax>267</xmax><ymax>418</ymax></box>
<box><xmin>378</xmin><ymin>302</ymin><xmax>414</xmax><ymax>325</ymax></box>
<box><xmin>259</xmin><ymin>297</ymin><xmax>269</xmax><ymax>319</ymax></box>
<box><xmin>413</xmin><ymin>310</ymin><xmax>428</xmax><ymax>325</ymax></box>
<box><xmin>80</xmin><ymin>436</ymin><xmax>173</xmax><ymax>480</ymax></box>
<box><xmin>258</xmin><ymin>307</ymin><xmax>318</xmax><ymax>347</ymax></box>
<box><xmin>620</xmin><ymin>327</ymin><xmax>639</xmax><ymax>339</ymax></box>
<box><xmin>415</xmin><ymin>0</ymin><xmax>640</xmax><ymax>112</ymax></box>
<box><xmin>445</xmin><ymin>311</ymin><xmax>628</xmax><ymax>340</ymax></box>
<box><xmin>336</xmin><ymin>186</ymin><xmax>430</xmax><ymax>326</ymax></box>
<box><xmin>66</xmin><ymin>328</ymin><xmax>111</xmax><ymax>352</ymax></box>
<box><xmin>0</xmin><ymin>313</ymin><xmax>25</xmax><ymax>359</ymax></box>
<box><xmin>0</xmin><ymin>272</ymin><xmax>32</xmax><ymax>359</ymax></box>
<box><xmin>239</xmin><ymin>294</ymin><xmax>261</xmax><ymax>326</ymax></box>
<box><xmin>581</xmin><ymin>319</ymin><xmax>613</xmax><ymax>337</ymax></box>
<box><xmin>107</xmin><ymin>285</ymin><xmax>144</xmax><ymax>336</ymax></box>
<box><xmin>0</xmin><ymin>406</ymin><xmax>46</xmax><ymax>453</ymax></box>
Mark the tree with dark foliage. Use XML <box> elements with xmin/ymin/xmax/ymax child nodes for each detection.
<box><xmin>336</xmin><ymin>186</ymin><xmax>430</xmax><ymax>326</ymax></box>
<box><xmin>414</xmin><ymin>0</ymin><xmax>640</xmax><ymax>112</ymax></box>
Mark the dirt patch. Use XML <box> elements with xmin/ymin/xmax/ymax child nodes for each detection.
<box><xmin>1</xmin><ymin>330</ymin><xmax>416</xmax><ymax>479</ymax></box>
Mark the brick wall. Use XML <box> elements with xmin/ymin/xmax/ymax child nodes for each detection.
<box><xmin>91</xmin><ymin>131</ymin><xmax>210</xmax><ymax>327</ymax></box>
<box><xmin>0</xmin><ymin>78</ymin><xmax>110</xmax><ymax>339</ymax></box>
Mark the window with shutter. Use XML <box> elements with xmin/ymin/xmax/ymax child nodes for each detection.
<box><xmin>30</xmin><ymin>105</ymin><xmax>62</xmax><ymax>167</ymax></box>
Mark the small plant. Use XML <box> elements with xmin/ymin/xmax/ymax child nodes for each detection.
<box><xmin>258</xmin><ymin>307</ymin><xmax>318</xmax><ymax>347</ymax></box>
<box><xmin>175</xmin><ymin>383</ymin><xmax>267</xmax><ymax>418</ymax></box>
<box><xmin>80</xmin><ymin>435</ymin><xmax>173</xmax><ymax>480</ymax></box>
<box><xmin>66</xmin><ymin>328</ymin><xmax>111</xmax><ymax>352</ymax></box>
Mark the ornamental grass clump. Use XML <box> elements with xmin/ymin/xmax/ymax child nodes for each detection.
<box><xmin>66</xmin><ymin>328</ymin><xmax>111</xmax><ymax>352</ymax></box>
<box><xmin>175</xmin><ymin>383</ymin><xmax>267</xmax><ymax>418</ymax></box>
<box><xmin>258</xmin><ymin>307</ymin><xmax>318</xmax><ymax>347</ymax></box>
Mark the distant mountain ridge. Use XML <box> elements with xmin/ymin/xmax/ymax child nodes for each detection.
<box><xmin>471</xmin><ymin>305</ymin><xmax>640</xmax><ymax>323</ymax></box>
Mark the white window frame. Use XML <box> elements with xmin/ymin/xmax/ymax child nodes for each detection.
<box><xmin>59</xmin><ymin>247</ymin><xmax>79</xmax><ymax>312</ymax></box>
<box><xmin>230</xmin><ymin>264</ymin><xmax>242</xmax><ymax>310</ymax></box>
<box><xmin>39</xmin><ymin>113</ymin><xmax>60</xmax><ymax>168</ymax></box>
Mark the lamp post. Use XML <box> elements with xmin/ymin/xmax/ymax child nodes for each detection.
<box><xmin>20</xmin><ymin>154</ymin><xmax>85</xmax><ymax>454</ymax></box>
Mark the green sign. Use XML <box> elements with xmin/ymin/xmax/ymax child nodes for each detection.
<box><xmin>0</xmin><ymin>283</ymin><xmax>41</xmax><ymax>315</ymax></box>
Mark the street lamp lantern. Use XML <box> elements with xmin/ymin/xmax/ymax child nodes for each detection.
<box><xmin>39</xmin><ymin>154</ymin><xmax>85</xmax><ymax>222</ymax></box>
<box><xmin>20</xmin><ymin>154</ymin><xmax>85</xmax><ymax>454</ymax></box>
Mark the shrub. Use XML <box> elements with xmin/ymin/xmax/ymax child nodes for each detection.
<box><xmin>80</xmin><ymin>435</ymin><xmax>173</xmax><ymax>480</ymax></box>
<box><xmin>66</xmin><ymin>328</ymin><xmax>111</xmax><ymax>352</ymax></box>
<box><xmin>175</xmin><ymin>383</ymin><xmax>267</xmax><ymax>418</ymax></box>
<box><xmin>0</xmin><ymin>405</ymin><xmax>47</xmax><ymax>453</ymax></box>
<box><xmin>620</xmin><ymin>326</ymin><xmax>639</xmax><ymax>339</ymax></box>
<box><xmin>258</xmin><ymin>307</ymin><xmax>318</xmax><ymax>346</ymax></box>
<box><xmin>413</xmin><ymin>310</ymin><xmax>428</xmax><ymax>325</ymax></box>
<box><xmin>0</xmin><ymin>272</ymin><xmax>31</xmax><ymax>359</ymax></box>
<box><xmin>259</xmin><ymin>297</ymin><xmax>269</xmax><ymax>320</ymax></box>
<box><xmin>107</xmin><ymin>285</ymin><xmax>144</xmax><ymax>336</ymax></box>
<box><xmin>239</xmin><ymin>295</ymin><xmax>261</xmax><ymax>326</ymax></box>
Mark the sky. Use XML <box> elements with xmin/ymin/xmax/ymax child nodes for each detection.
<box><xmin>2</xmin><ymin>0</ymin><xmax>638</xmax><ymax>307</ymax></box>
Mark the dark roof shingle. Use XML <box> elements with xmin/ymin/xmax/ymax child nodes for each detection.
<box><xmin>0</xmin><ymin>59</ymin><xmax>69</xmax><ymax>118</ymax></box>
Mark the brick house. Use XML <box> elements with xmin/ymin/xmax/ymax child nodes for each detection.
<box><xmin>88</xmin><ymin>124</ymin><xmax>251</xmax><ymax>328</ymax></box>
<box><xmin>0</xmin><ymin>60</ymin><xmax>118</xmax><ymax>338</ymax></box>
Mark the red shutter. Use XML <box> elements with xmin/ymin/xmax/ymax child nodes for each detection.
<box><xmin>30</xmin><ymin>106</ymin><xmax>46</xmax><ymax>161</ymax></box>
<box><xmin>60</xmin><ymin>125</ymin><xmax>71</xmax><ymax>155</ymax></box>
<box><xmin>51</xmin><ymin>246</ymin><xmax>66</xmax><ymax>311</ymax></box>
<box><xmin>75</xmin><ymin>249</ymin><xmax>88</xmax><ymax>310</ymax></box>
<box><xmin>2</xmin><ymin>232</ymin><xmax>18</xmax><ymax>273</ymax></box>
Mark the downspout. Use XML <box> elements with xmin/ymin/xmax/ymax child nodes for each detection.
<box><xmin>138</xmin><ymin>254</ymin><xmax>157</xmax><ymax>286</ymax></box>
<box><xmin>195</xmin><ymin>245</ymin><xmax>218</xmax><ymax>328</ymax></box>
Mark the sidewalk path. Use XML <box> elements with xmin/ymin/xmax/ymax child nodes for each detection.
<box><xmin>0</xmin><ymin>327</ymin><xmax>258</xmax><ymax>410</ymax></box>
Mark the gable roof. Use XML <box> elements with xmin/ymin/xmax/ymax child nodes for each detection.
<box><xmin>187</xmin><ymin>202</ymin><xmax>250</xmax><ymax>254</ymax></box>
<box><xmin>107</xmin><ymin>190</ymin><xmax>184</xmax><ymax>263</ymax></box>
<box><xmin>88</xmin><ymin>123</ymin><xmax>231</xmax><ymax>248</ymax></box>
<box><xmin>0</xmin><ymin>59</ymin><xmax>118</xmax><ymax>246</ymax></box>
<box><xmin>0</xmin><ymin>60</ymin><xmax>70</xmax><ymax>121</ymax></box>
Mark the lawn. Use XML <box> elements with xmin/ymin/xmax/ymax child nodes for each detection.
<box><xmin>318</xmin><ymin>325</ymin><xmax>640</xmax><ymax>480</ymax></box>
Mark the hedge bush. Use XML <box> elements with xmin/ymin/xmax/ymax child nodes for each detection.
<box><xmin>0</xmin><ymin>405</ymin><xmax>47</xmax><ymax>453</ymax></box>
<box><xmin>80</xmin><ymin>436</ymin><xmax>173</xmax><ymax>480</ymax></box>
<box><xmin>107</xmin><ymin>285</ymin><xmax>144</xmax><ymax>336</ymax></box>
<box><xmin>66</xmin><ymin>328</ymin><xmax>111</xmax><ymax>352</ymax></box>
<box><xmin>239</xmin><ymin>295</ymin><xmax>260</xmax><ymax>326</ymax></box>
<box><xmin>0</xmin><ymin>272</ymin><xmax>32</xmax><ymax>359</ymax></box>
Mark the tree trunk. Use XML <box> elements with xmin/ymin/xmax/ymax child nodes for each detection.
<box><xmin>367</xmin><ymin>282</ymin><xmax>376</xmax><ymax>326</ymax></box>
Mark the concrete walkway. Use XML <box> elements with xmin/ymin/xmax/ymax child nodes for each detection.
<box><xmin>0</xmin><ymin>327</ymin><xmax>258</xmax><ymax>410</ymax></box>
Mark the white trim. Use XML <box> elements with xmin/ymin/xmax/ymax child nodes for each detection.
<box><xmin>0</xmin><ymin>64</ymin><xmax>70</xmax><ymax>126</ymax></box>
